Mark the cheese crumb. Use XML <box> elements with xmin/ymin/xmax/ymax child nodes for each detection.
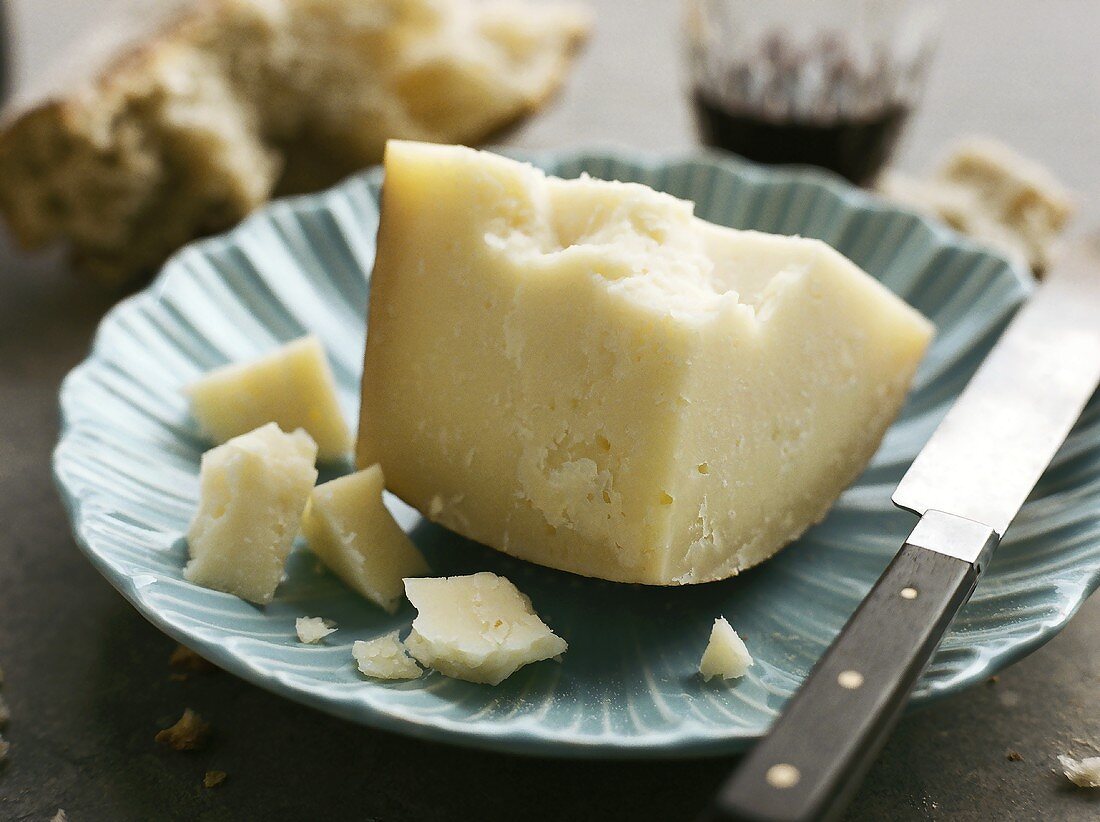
<box><xmin>403</xmin><ymin>572</ymin><xmax>568</xmax><ymax>685</ymax></box>
<box><xmin>352</xmin><ymin>632</ymin><xmax>422</xmax><ymax>680</ymax></box>
<box><xmin>296</xmin><ymin>617</ymin><xmax>337</xmax><ymax>644</ymax></box>
<box><xmin>51</xmin><ymin>811</ymin><xmax>68</xmax><ymax>822</ymax></box>
<box><xmin>699</xmin><ymin>617</ymin><xmax>753</xmax><ymax>681</ymax></box>
<box><xmin>1058</xmin><ymin>754</ymin><xmax>1100</xmax><ymax>788</ymax></box>
<box><xmin>155</xmin><ymin>709</ymin><xmax>211</xmax><ymax>751</ymax></box>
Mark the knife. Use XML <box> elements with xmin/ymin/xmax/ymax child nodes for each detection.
<box><xmin>704</xmin><ymin>236</ymin><xmax>1100</xmax><ymax>822</ymax></box>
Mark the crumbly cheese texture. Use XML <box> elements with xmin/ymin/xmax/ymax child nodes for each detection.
<box><xmin>0</xmin><ymin>0</ymin><xmax>591</xmax><ymax>284</ymax></box>
<box><xmin>185</xmin><ymin>422</ymin><xmax>318</xmax><ymax>604</ymax></box>
<box><xmin>879</xmin><ymin>136</ymin><xmax>1074</xmax><ymax>276</ymax></box>
<box><xmin>1059</xmin><ymin>755</ymin><xmax>1100</xmax><ymax>789</ymax></box>
<box><xmin>301</xmin><ymin>464</ymin><xmax>429</xmax><ymax>612</ymax></box>
<box><xmin>359</xmin><ymin>141</ymin><xmax>935</xmax><ymax>585</ymax></box>
<box><xmin>403</xmin><ymin>572</ymin><xmax>567</xmax><ymax>685</ymax></box>
<box><xmin>295</xmin><ymin>616</ymin><xmax>337</xmax><ymax>644</ymax></box>
<box><xmin>352</xmin><ymin>631</ymin><xmax>422</xmax><ymax>680</ymax></box>
<box><xmin>698</xmin><ymin>617</ymin><xmax>753</xmax><ymax>681</ymax></box>
<box><xmin>187</xmin><ymin>336</ymin><xmax>352</xmax><ymax>462</ymax></box>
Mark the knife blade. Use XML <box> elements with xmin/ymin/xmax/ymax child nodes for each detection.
<box><xmin>704</xmin><ymin>236</ymin><xmax>1100</xmax><ymax>822</ymax></box>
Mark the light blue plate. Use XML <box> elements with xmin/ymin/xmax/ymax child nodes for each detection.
<box><xmin>54</xmin><ymin>149</ymin><xmax>1100</xmax><ymax>757</ymax></box>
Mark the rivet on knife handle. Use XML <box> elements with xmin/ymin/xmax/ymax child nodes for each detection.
<box><xmin>701</xmin><ymin>512</ymin><xmax>997</xmax><ymax>822</ymax></box>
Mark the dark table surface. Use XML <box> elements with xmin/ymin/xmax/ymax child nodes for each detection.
<box><xmin>2</xmin><ymin>1</ymin><xmax>1099</xmax><ymax>820</ymax></box>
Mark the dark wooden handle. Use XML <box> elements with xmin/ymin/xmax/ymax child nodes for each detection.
<box><xmin>702</xmin><ymin>540</ymin><xmax>981</xmax><ymax>822</ymax></box>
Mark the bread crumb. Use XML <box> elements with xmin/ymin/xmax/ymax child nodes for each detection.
<box><xmin>1058</xmin><ymin>754</ymin><xmax>1100</xmax><ymax>788</ymax></box>
<box><xmin>155</xmin><ymin>709</ymin><xmax>211</xmax><ymax>751</ymax></box>
<box><xmin>203</xmin><ymin>770</ymin><xmax>227</xmax><ymax>789</ymax></box>
<box><xmin>52</xmin><ymin>812</ymin><xmax>69</xmax><ymax>822</ymax></box>
<box><xmin>1007</xmin><ymin>750</ymin><xmax>1023</xmax><ymax>762</ymax></box>
<box><xmin>0</xmin><ymin>692</ymin><xmax>9</xmax><ymax>728</ymax></box>
<box><xmin>296</xmin><ymin>617</ymin><xmax>337</xmax><ymax>644</ymax></box>
<box><xmin>169</xmin><ymin>644</ymin><xmax>217</xmax><ymax>673</ymax></box>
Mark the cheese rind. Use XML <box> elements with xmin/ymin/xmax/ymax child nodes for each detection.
<box><xmin>187</xmin><ymin>336</ymin><xmax>352</xmax><ymax>462</ymax></box>
<box><xmin>301</xmin><ymin>465</ymin><xmax>429</xmax><ymax>613</ymax></box>
<box><xmin>185</xmin><ymin>422</ymin><xmax>318</xmax><ymax>604</ymax></box>
<box><xmin>352</xmin><ymin>632</ymin><xmax>422</xmax><ymax>680</ymax></box>
<box><xmin>360</xmin><ymin>141</ymin><xmax>934</xmax><ymax>584</ymax></box>
<box><xmin>403</xmin><ymin>572</ymin><xmax>567</xmax><ymax>685</ymax></box>
<box><xmin>698</xmin><ymin>617</ymin><xmax>753</xmax><ymax>681</ymax></box>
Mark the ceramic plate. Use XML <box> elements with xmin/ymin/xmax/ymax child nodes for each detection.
<box><xmin>54</xmin><ymin>149</ymin><xmax>1100</xmax><ymax>757</ymax></box>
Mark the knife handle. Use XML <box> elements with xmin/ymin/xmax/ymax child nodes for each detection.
<box><xmin>702</xmin><ymin>511</ymin><xmax>997</xmax><ymax>822</ymax></box>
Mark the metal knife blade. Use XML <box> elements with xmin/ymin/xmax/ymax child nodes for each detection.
<box><xmin>893</xmin><ymin>236</ymin><xmax>1100</xmax><ymax>536</ymax></box>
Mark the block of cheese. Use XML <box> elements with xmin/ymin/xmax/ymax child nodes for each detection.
<box><xmin>359</xmin><ymin>142</ymin><xmax>934</xmax><ymax>585</ymax></box>
<box><xmin>301</xmin><ymin>465</ymin><xmax>429</xmax><ymax>613</ymax></box>
<box><xmin>186</xmin><ymin>422</ymin><xmax>318</xmax><ymax>603</ymax></box>
<box><xmin>352</xmin><ymin>632</ymin><xmax>422</xmax><ymax>680</ymax></box>
<box><xmin>698</xmin><ymin>617</ymin><xmax>753</xmax><ymax>681</ymax></box>
<box><xmin>403</xmin><ymin>572</ymin><xmax>567</xmax><ymax>685</ymax></box>
<box><xmin>187</xmin><ymin>336</ymin><xmax>351</xmax><ymax>462</ymax></box>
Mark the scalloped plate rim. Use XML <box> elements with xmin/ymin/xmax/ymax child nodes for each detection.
<box><xmin>53</xmin><ymin>146</ymin><xmax>1100</xmax><ymax>759</ymax></box>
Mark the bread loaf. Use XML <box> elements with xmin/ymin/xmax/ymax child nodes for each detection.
<box><xmin>0</xmin><ymin>0</ymin><xmax>590</xmax><ymax>285</ymax></box>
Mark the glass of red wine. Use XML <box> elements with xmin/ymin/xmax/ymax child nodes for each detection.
<box><xmin>684</xmin><ymin>0</ymin><xmax>941</xmax><ymax>186</ymax></box>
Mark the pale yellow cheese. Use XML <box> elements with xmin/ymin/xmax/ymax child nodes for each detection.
<box><xmin>187</xmin><ymin>335</ymin><xmax>352</xmax><ymax>462</ymax></box>
<box><xmin>403</xmin><ymin>572</ymin><xmax>567</xmax><ymax>685</ymax></box>
<box><xmin>186</xmin><ymin>422</ymin><xmax>318</xmax><ymax>604</ymax></box>
<box><xmin>698</xmin><ymin>617</ymin><xmax>753</xmax><ymax>681</ymax></box>
<box><xmin>295</xmin><ymin>616</ymin><xmax>336</xmax><ymax>644</ymax></box>
<box><xmin>301</xmin><ymin>465</ymin><xmax>429</xmax><ymax>613</ymax></box>
<box><xmin>352</xmin><ymin>632</ymin><xmax>422</xmax><ymax>680</ymax></box>
<box><xmin>360</xmin><ymin>141</ymin><xmax>934</xmax><ymax>585</ymax></box>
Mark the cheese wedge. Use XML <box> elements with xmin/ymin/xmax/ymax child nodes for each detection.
<box><xmin>186</xmin><ymin>422</ymin><xmax>318</xmax><ymax>604</ymax></box>
<box><xmin>360</xmin><ymin>141</ymin><xmax>934</xmax><ymax>584</ymax></box>
<box><xmin>698</xmin><ymin>617</ymin><xmax>753</xmax><ymax>681</ymax></box>
<box><xmin>187</xmin><ymin>335</ymin><xmax>352</xmax><ymax>462</ymax></box>
<box><xmin>403</xmin><ymin>572</ymin><xmax>567</xmax><ymax>685</ymax></box>
<box><xmin>301</xmin><ymin>465</ymin><xmax>429</xmax><ymax>613</ymax></box>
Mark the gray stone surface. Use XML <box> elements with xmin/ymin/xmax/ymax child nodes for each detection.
<box><xmin>1</xmin><ymin>1</ymin><xmax>1098</xmax><ymax>820</ymax></box>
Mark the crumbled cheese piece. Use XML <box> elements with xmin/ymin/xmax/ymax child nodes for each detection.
<box><xmin>155</xmin><ymin>708</ymin><xmax>211</xmax><ymax>751</ymax></box>
<box><xmin>51</xmin><ymin>812</ymin><xmax>68</xmax><ymax>822</ymax></box>
<box><xmin>203</xmin><ymin>770</ymin><xmax>228</xmax><ymax>789</ymax></box>
<box><xmin>185</xmin><ymin>423</ymin><xmax>318</xmax><ymax>605</ymax></box>
<box><xmin>295</xmin><ymin>617</ymin><xmax>337</xmax><ymax>644</ymax></box>
<box><xmin>699</xmin><ymin>617</ymin><xmax>753</xmax><ymax>681</ymax></box>
<box><xmin>187</xmin><ymin>336</ymin><xmax>352</xmax><ymax>461</ymax></box>
<box><xmin>879</xmin><ymin>137</ymin><xmax>1074</xmax><ymax>276</ymax></box>
<box><xmin>1058</xmin><ymin>754</ymin><xmax>1100</xmax><ymax>789</ymax></box>
<box><xmin>352</xmin><ymin>632</ymin><xmax>422</xmax><ymax>680</ymax></box>
<box><xmin>168</xmin><ymin>644</ymin><xmax>216</xmax><ymax>673</ymax></box>
<box><xmin>403</xmin><ymin>572</ymin><xmax>567</xmax><ymax>685</ymax></box>
<box><xmin>360</xmin><ymin>142</ymin><xmax>933</xmax><ymax>584</ymax></box>
<box><xmin>302</xmin><ymin>465</ymin><xmax>429</xmax><ymax>613</ymax></box>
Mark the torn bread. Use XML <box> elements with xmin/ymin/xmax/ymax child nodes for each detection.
<box><xmin>0</xmin><ymin>0</ymin><xmax>591</xmax><ymax>285</ymax></box>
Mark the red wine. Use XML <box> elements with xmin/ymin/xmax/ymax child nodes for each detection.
<box><xmin>693</xmin><ymin>89</ymin><xmax>909</xmax><ymax>187</ymax></box>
